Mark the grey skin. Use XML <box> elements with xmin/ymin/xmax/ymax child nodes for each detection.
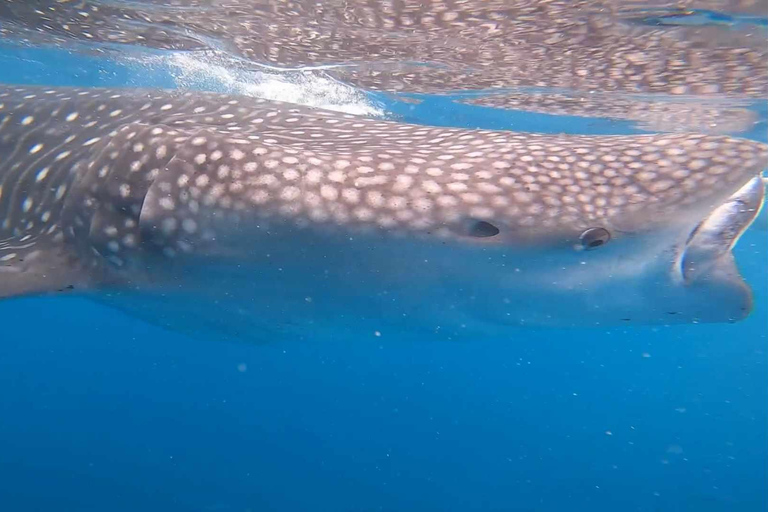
<box><xmin>0</xmin><ymin>86</ymin><xmax>766</xmax><ymax>342</ymax></box>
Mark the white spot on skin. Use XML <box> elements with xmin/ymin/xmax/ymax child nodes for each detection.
<box><xmin>354</xmin><ymin>207</ymin><xmax>375</xmax><ymax>222</ymax></box>
<box><xmin>29</xmin><ymin>143</ymin><xmax>44</xmax><ymax>154</ymax></box>
<box><xmin>447</xmin><ymin>182</ymin><xmax>468</xmax><ymax>192</ymax></box>
<box><xmin>251</xmin><ymin>190</ymin><xmax>269</xmax><ymax>204</ymax></box>
<box><xmin>55</xmin><ymin>185</ymin><xmax>67</xmax><ymax>200</ymax></box>
<box><xmin>320</xmin><ymin>185</ymin><xmax>338</xmax><ymax>201</ymax></box>
<box><xmin>367</xmin><ymin>191</ymin><xmax>385</xmax><ymax>207</ymax></box>
<box><xmin>304</xmin><ymin>169</ymin><xmax>323</xmax><ymax>184</ymax></box>
<box><xmin>159</xmin><ymin>197</ymin><xmax>176</xmax><ymax>211</ymax></box>
<box><xmin>342</xmin><ymin>188</ymin><xmax>360</xmax><ymax>204</ymax></box>
<box><xmin>161</xmin><ymin>218</ymin><xmax>177</xmax><ymax>235</ymax></box>
<box><xmin>421</xmin><ymin>180</ymin><xmax>442</xmax><ymax>194</ymax></box>
<box><xmin>334</xmin><ymin>160</ymin><xmax>350</xmax><ymax>170</ymax></box>
<box><xmin>182</xmin><ymin>218</ymin><xmax>198</xmax><ymax>234</ymax></box>
<box><xmin>217</xmin><ymin>166</ymin><xmax>231</xmax><ymax>179</ymax></box>
<box><xmin>21</xmin><ymin>116</ymin><xmax>34</xmax><ymax>126</ymax></box>
<box><xmin>393</xmin><ymin>175</ymin><xmax>414</xmax><ymax>192</ymax></box>
<box><xmin>283</xmin><ymin>169</ymin><xmax>300</xmax><ymax>181</ymax></box>
<box><xmin>35</xmin><ymin>167</ymin><xmax>50</xmax><ymax>182</ymax></box>
<box><xmin>280</xmin><ymin>186</ymin><xmax>301</xmax><ymax>201</ymax></box>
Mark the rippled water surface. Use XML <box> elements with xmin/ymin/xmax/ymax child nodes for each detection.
<box><xmin>0</xmin><ymin>1</ymin><xmax>766</xmax><ymax>511</ymax></box>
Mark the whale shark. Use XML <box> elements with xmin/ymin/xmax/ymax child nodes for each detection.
<box><xmin>0</xmin><ymin>85</ymin><xmax>766</xmax><ymax>341</ymax></box>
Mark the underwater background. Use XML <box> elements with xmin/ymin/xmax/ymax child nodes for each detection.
<box><xmin>0</xmin><ymin>5</ymin><xmax>767</xmax><ymax>512</ymax></box>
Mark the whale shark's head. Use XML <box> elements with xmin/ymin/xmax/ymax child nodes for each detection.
<box><xmin>451</xmin><ymin>175</ymin><xmax>765</xmax><ymax>328</ymax></box>
<box><xmin>0</xmin><ymin>86</ymin><xmax>766</xmax><ymax>339</ymax></box>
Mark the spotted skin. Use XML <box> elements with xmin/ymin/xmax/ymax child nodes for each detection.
<box><xmin>460</xmin><ymin>93</ymin><xmax>759</xmax><ymax>135</ymax></box>
<box><xmin>0</xmin><ymin>0</ymin><xmax>765</xmax><ymax>98</ymax></box>
<box><xmin>2</xmin><ymin>1</ymin><xmax>765</xmax><ymax>135</ymax></box>
<box><xmin>0</xmin><ymin>85</ymin><xmax>766</xmax><ymax>337</ymax></box>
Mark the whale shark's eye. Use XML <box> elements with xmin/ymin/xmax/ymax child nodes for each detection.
<box><xmin>579</xmin><ymin>227</ymin><xmax>611</xmax><ymax>250</ymax></box>
<box><xmin>468</xmin><ymin>220</ymin><xmax>500</xmax><ymax>238</ymax></box>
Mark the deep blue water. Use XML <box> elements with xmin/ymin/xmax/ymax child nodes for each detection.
<box><xmin>0</xmin><ymin>46</ymin><xmax>766</xmax><ymax>512</ymax></box>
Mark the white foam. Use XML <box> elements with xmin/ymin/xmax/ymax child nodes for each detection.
<box><xmin>141</xmin><ymin>52</ymin><xmax>385</xmax><ymax>117</ymax></box>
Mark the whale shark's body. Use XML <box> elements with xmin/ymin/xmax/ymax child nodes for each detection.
<box><xmin>0</xmin><ymin>86</ymin><xmax>766</xmax><ymax>341</ymax></box>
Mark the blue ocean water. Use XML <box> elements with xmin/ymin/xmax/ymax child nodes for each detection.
<box><xmin>0</xmin><ymin>45</ymin><xmax>766</xmax><ymax>512</ymax></box>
